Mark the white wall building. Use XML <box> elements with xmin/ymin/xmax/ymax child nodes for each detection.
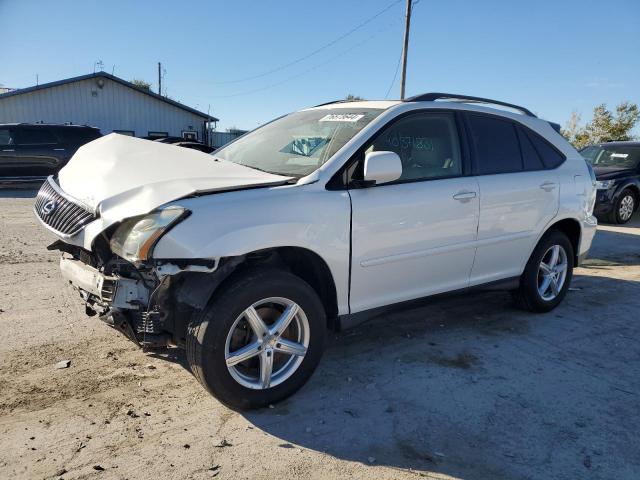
<box><xmin>0</xmin><ymin>72</ymin><xmax>217</xmax><ymax>143</ymax></box>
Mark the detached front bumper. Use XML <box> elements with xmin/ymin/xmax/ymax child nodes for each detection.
<box><xmin>59</xmin><ymin>255</ymin><xmax>170</xmax><ymax>347</ymax></box>
<box><xmin>60</xmin><ymin>255</ymin><xmax>149</xmax><ymax>312</ymax></box>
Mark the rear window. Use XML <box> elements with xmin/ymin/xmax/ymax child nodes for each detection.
<box><xmin>467</xmin><ymin>114</ymin><xmax>522</xmax><ymax>174</ymax></box>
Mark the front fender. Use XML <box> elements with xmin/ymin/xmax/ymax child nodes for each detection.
<box><xmin>153</xmin><ymin>184</ymin><xmax>352</xmax><ymax>314</ymax></box>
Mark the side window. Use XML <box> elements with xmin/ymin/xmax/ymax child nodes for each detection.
<box><xmin>467</xmin><ymin>114</ymin><xmax>522</xmax><ymax>174</ymax></box>
<box><xmin>55</xmin><ymin>128</ymin><xmax>101</xmax><ymax>144</ymax></box>
<box><xmin>365</xmin><ymin>112</ymin><xmax>462</xmax><ymax>181</ymax></box>
<box><xmin>517</xmin><ymin>127</ymin><xmax>545</xmax><ymax>171</ymax></box>
<box><xmin>525</xmin><ymin>129</ymin><xmax>565</xmax><ymax>169</ymax></box>
<box><xmin>0</xmin><ymin>128</ymin><xmax>14</xmax><ymax>146</ymax></box>
<box><xmin>14</xmin><ymin>127</ymin><xmax>57</xmax><ymax>146</ymax></box>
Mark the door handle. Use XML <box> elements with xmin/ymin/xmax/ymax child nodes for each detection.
<box><xmin>539</xmin><ymin>182</ymin><xmax>557</xmax><ymax>192</ymax></box>
<box><xmin>2</xmin><ymin>149</ymin><xmax>15</xmax><ymax>152</ymax></box>
<box><xmin>53</xmin><ymin>148</ymin><xmax>66</xmax><ymax>151</ymax></box>
<box><xmin>453</xmin><ymin>191</ymin><xmax>477</xmax><ymax>202</ymax></box>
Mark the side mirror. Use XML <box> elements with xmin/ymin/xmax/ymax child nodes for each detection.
<box><xmin>363</xmin><ymin>151</ymin><xmax>402</xmax><ymax>185</ymax></box>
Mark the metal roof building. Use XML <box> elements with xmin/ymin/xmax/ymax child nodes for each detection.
<box><xmin>0</xmin><ymin>72</ymin><xmax>218</xmax><ymax>143</ymax></box>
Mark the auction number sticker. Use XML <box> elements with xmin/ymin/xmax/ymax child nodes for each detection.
<box><xmin>319</xmin><ymin>113</ymin><xmax>365</xmax><ymax>122</ymax></box>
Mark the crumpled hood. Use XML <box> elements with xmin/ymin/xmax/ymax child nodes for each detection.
<box><xmin>58</xmin><ymin>134</ymin><xmax>292</xmax><ymax>223</ymax></box>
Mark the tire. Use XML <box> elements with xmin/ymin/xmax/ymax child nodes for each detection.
<box><xmin>514</xmin><ymin>229</ymin><xmax>574</xmax><ymax>313</ymax></box>
<box><xmin>608</xmin><ymin>189</ymin><xmax>636</xmax><ymax>224</ymax></box>
<box><xmin>186</xmin><ymin>268</ymin><xmax>326</xmax><ymax>410</ymax></box>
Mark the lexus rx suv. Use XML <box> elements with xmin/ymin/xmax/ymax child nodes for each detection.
<box><xmin>34</xmin><ymin>93</ymin><xmax>597</xmax><ymax>409</ymax></box>
<box><xmin>0</xmin><ymin>123</ymin><xmax>101</xmax><ymax>185</ymax></box>
<box><xmin>581</xmin><ymin>141</ymin><xmax>640</xmax><ymax>224</ymax></box>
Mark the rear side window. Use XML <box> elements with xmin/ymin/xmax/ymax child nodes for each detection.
<box><xmin>516</xmin><ymin>127</ymin><xmax>545</xmax><ymax>170</ymax></box>
<box><xmin>467</xmin><ymin>114</ymin><xmax>522</xmax><ymax>174</ymax></box>
<box><xmin>525</xmin><ymin>130</ymin><xmax>565</xmax><ymax>168</ymax></box>
<box><xmin>14</xmin><ymin>127</ymin><xmax>57</xmax><ymax>145</ymax></box>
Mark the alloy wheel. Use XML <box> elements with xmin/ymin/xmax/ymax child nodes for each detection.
<box><xmin>224</xmin><ymin>297</ymin><xmax>310</xmax><ymax>390</ymax></box>
<box><xmin>619</xmin><ymin>195</ymin><xmax>635</xmax><ymax>222</ymax></box>
<box><xmin>537</xmin><ymin>245</ymin><xmax>568</xmax><ymax>301</ymax></box>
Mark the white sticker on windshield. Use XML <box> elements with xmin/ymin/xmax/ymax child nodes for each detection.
<box><xmin>610</xmin><ymin>153</ymin><xmax>629</xmax><ymax>158</ymax></box>
<box><xmin>319</xmin><ymin>113</ymin><xmax>365</xmax><ymax>123</ymax></box>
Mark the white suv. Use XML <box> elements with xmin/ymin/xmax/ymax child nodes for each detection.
<box><xmin>35</xmin><ymin>93</ymin><xmax>597</xmax><ymax>409</ymax></box>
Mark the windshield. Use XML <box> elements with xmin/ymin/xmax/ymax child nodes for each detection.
<box><xmin>214</xmin><ymin>108</ymin><xmax>384</xmax><ymax>177</ymax></box>
<box><xmin>581</xmin><ymin>145</ymin><xmax>640</xmax><ymax>169</ymax></box>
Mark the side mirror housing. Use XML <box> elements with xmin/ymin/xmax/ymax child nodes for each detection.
<box><xmin>363</xmin><ymin>151</ymin><xmax>402</xmax><ymax>185</ymax></box>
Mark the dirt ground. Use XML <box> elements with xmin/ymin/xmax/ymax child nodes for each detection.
<box><xmin>0</xmin><ymin>190</ymin><xmax>639</xmax><ymax>480</ymax></box>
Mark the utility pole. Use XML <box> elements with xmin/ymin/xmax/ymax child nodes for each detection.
<box><xmin>158</xmin><ymin>62</ymin><xmax>162</xmax><ymax>96</ymax></box>
<box><xmin>399</xmin><ymin>0</ymin><xmax>412</xmax><ymax>100</ymax></box>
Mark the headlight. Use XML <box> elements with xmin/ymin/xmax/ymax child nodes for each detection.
<box><xmin>595</xmin><ymin>180</ymin><xmax>615</xmax><ymax>190</ymax></box>
<box><xmin>110</xmin><ymin>206</ymin><xmax>189</xmax><ymax>263</ymax></box>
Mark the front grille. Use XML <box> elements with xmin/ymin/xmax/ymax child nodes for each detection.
<box><xmin>34</xmin><ymin>177</ymin><xmax>96</xmax><ymax>237</ymax></box>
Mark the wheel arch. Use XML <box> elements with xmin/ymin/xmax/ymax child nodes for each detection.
<box><xmin>617</xmin><ymin>182</ymin><xmax>640</xmax><ymax>208</ymax></box>
<box><xmin>174</xmin><ymin>246</ymin><xmax>340</xmax><ymax>330</ymax></box>
<box><xmin>544</xmin><ymin>217</ymin><xmax>581</xmax><ymax>265</ymax></box>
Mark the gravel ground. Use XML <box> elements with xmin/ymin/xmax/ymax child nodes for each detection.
<box><xmin>0</xmin><ymin>190</ymin><xmax>639</xmax><ymax>480</ymax></box>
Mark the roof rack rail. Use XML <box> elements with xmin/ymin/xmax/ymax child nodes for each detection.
<box><xmin>312</xmin><ymin>99</ymin><xmax>351</xmax><ymax>107</ymax></box>
<box><xmin>404</xmin><ymin>92</ymin><xmax>536</xmax><ymax>118</ymax></box>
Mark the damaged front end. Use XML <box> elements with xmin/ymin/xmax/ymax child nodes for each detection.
<box><xmin>52</xmin><ymin>239</ymin><xmax>236</xmax><ymax>350</ymax></box>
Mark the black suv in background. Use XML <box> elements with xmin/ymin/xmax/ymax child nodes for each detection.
<box><xmin>0</xmin><ymin>124</ymin><xmax>101</xmax><ymax>184</ymax></box>
<box><xmin>581</xmin><ymin>141</ymin><xmax>640</xmax><ymax>224</ymax></box>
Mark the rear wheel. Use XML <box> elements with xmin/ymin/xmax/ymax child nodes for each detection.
<box><xmin>608</xmin><ymin>189</ymin><xmax>636</xmax><ymax>224</ymax></box>
<box><xmin>186</xmin><ymin>268</ymin><xmax>326</xmax><ymax>410</ymax></box>
<box><xmin>514</xmin><ymin>230</ymin><xmax>574</xmax><ymax>313</ymax></box>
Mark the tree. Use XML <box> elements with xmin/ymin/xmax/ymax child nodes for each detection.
<box><xmin>562</xmin><ymin>102</ymin><xmax>639</xmax><ymax>149</ymax></box>
<box><xmin>561</xmin><ymin>111</ymin><xmax>590</xmax><ymax>149</ymax></box>
<box><xmin>130</xmin><ymin>79</ymin><xmax>151</xmax><ymax>91</ymax></box>
<box><xmin>345</xmin><ymin>94</ymin><xmax>364</xmax><ymax>101</ymax></box>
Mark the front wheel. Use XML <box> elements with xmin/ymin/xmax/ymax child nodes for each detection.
<box><xmin>186</xmin><ymin>268</ymin><xmax>326</xmax><ymax>410</ymax></box>
<box><xmin>514</xmin><ymin>230</ymin><xmax>574</xmax><ymax>313</ymax></box>
<box><xmin>609</xmin><ymin>189</ymin><xmax>636</xmax><ymax>224</ymax></box>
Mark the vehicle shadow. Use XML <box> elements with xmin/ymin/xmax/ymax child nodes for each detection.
<box><xmin>586</xmin><ymin>212</ymin><xmax>640</xmax><ymax>267</ymax></box>
<box><xmin>240</xmin><ymin>272</ymin><xmax>639</xmax><ymax>479</ymax></box>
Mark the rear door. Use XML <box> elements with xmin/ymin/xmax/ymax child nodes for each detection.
<box><xmin>465</xmin><ymin>113</ymin><xmax>560</xmax><ymax>285</ymax></box>
<box><xmin>348</xmin><ymin>111</ymin><xmax>480</xmax><ymax>313</ymax></box>
<box><xmin>53</xmin><ymin>126</ymin><xmax>101</xmax><ymax>158</ymax></box>
<box><xmin>12</xmin><ymin>126</ymin><xmax>62</xmax><ymax>176</ymax></box>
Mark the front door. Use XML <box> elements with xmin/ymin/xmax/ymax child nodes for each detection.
<box><xmin>348</xmin><ymin>111</ymin><xmax>480</xmax><ymax>313</ymax></box>
<box><xmin>0</xmin><ymin>127</ymin><xmax>20</xmax><ymax>177</ymax></box>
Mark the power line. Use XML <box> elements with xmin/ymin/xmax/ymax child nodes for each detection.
<box><xmin>208</xmin><ymin>17</ymin><xmax>402</xmax><ymax>99</ymax></box>
<box><xmin>385</xmin><ymin>45</ymin><xmax>403</xmax><ymax>99</ymax></box>
<box><xmin>211</xmin><ymin>0</ymin><xmax>403</xmax><ymax>84</ymax></box>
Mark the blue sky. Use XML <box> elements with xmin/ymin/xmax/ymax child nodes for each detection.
<box><xmin>1</xmin><ymin>0</ymin><xmax>638</xmax><ymax>131</ymax></box>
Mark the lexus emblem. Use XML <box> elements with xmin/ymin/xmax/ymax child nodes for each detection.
<box><xmin>41</xmin><ymin>200</ymin><xmax>58</xmax><ymax>216</ymax></box>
